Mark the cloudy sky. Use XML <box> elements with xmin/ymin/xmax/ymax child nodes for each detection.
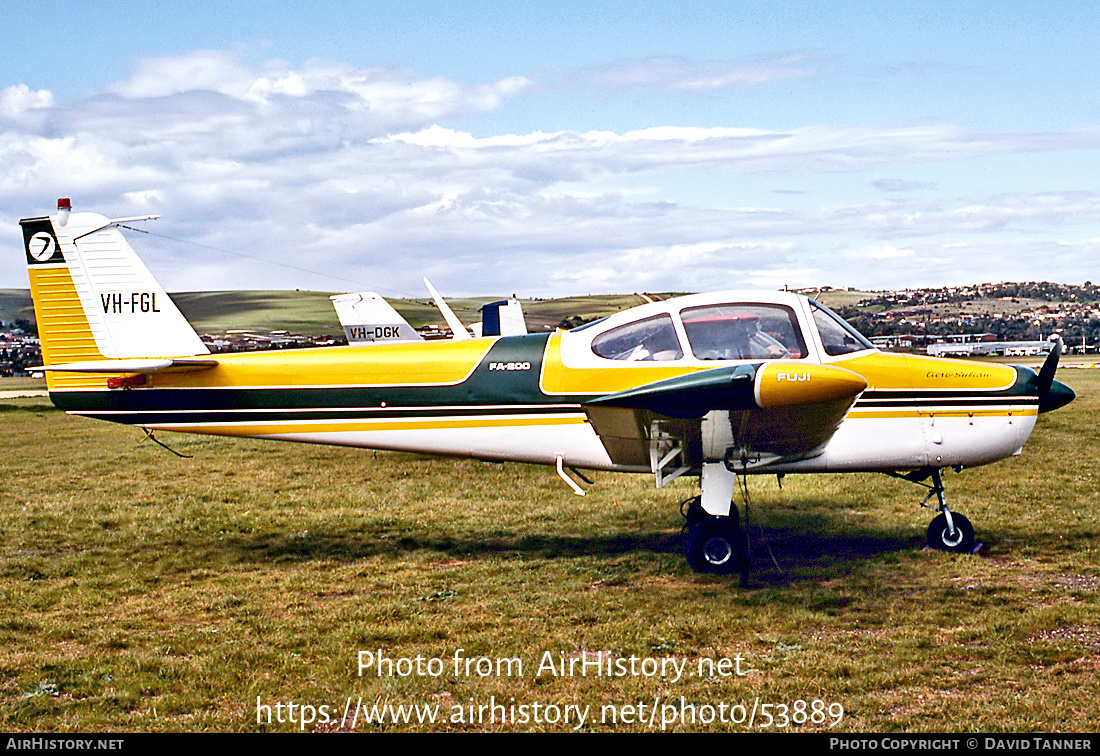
<box><xmin>2</xmin><ymin>1</ymin><xmax>1098</xmax><ymax>297</ymax></box>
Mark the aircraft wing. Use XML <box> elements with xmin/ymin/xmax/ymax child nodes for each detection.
<box><xmin>582</xmin><ymin>361</ymin><xmax>866</xmax><ymax>470</ymax></box>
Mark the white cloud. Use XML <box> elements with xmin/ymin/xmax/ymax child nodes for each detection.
<box><xmin>0</xmin><ymin>84</ymin><xmax>54</xmax><ymax>117</ymax></box>
<box><xmin>376</xmin><ymin>123</ymin><xmax>1100</xmax><ymax>177</ymax></box>
<box><xmin>844</xmin><ymin>245</ymin><xmax>916</xmax><ymax>260</ymax></box>
<box><xmin>106</xmin><ymin>50</ymin><xmax>256</xmax><ymax>98</ymax></box>
<box><xmin>3</xmin><ymin>51</ymin><xmax>1100</xmax><ymax>296</ymax></box>
<box><xmin>563</xmin><ymin>53</ymin><xmax>823</xmax><ymax>92</ymax></box>
<box><xmin>873</xmin><ymin>178</ymin><xmax>937</xmax><ymax>192</ymax></box>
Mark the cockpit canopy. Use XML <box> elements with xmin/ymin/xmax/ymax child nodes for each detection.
<box><xmin>583</xmin><ymin>294</ymin><xmax>873</xmax><ymax>363</ymax></box>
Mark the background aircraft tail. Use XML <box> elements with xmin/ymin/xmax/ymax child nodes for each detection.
<box><xmin>479</xmin><ymin>298</ymin><xmax>527</xmax><ymax>337</ymax></box>
<box><xmin>20</xmin><ymin>199</ymin><xmax>208</xmax><ymax>371</ymax></box>
<box><xmin>329</xmin><ymin>292</ymin><xmax>423</xmax><ymax>343</ymax></box>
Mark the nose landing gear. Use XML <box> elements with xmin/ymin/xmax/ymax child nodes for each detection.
<box><xmin>927</xmin><ymin>511</ymin><xmax>975</xmax><ymax>553</ymax></box>
<box><xmin>888</xmin><ymin>467</ymin><xmax>977</xmax><ymax>554</ymax></box>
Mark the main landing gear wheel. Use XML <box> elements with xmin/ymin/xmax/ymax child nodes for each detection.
<box><xmin>686</xmin><ymin>516</ymin><xmax>749</xmax><ymax>580</ymax></box>
<box><xmin>927</xmin><ymin>512</ymin><xmax>974</xmax><ymax>553</ymax></box>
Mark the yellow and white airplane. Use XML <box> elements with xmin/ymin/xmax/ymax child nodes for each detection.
<box><xmin>20</xmin><ymin>200</ymin><xmax>1076</xmax><ymax>576</ymax></box>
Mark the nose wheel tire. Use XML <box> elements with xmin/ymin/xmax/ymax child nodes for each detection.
<box><xmin>687</xmin><ymin>518</ymin><xmax>749</xmax><ymax>577</ymax></box>
<box><xmin>927</xmin><ymin>512</ymin><xmax>974</xmax><ymax>553</ymax></box>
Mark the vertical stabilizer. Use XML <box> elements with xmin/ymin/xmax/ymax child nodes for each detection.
<box><xmin>21</xmin><ymin>199</ymin><xmax>208</xmax><ymax>369</ymax></box>
<box><xmin>330</xmin><ymin>292</ymin><xmax>423</xmax><ymax>343</ymax></box>
<box><xmin>480</xmin><ymin>298</ymin><xmax>527</xmax><ymax>336</ymax></box>
<box><xmin>423</xmin><ymin>277</ymin><xmax>472</xmax><ymax>340</ymax></box>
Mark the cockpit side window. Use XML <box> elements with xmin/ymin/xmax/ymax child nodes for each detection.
<box><xmin>810</xmin><ymin>300</ymin><xmax>875</xmax><ymax>356</ymax></box>
<box><xmin>681</xmin><ymin>304</ymin><xmax>806</xmax><ymax>360</ymax></box>
<box><xmin>591</xmin><ymin>314</ymin><xmax>684</xmax><ymax>361</ymax></box>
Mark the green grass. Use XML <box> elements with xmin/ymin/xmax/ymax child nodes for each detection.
<box><xmin>1</xmin><ymin>371</ymin><xmax>1098</xmax><ymax>732</ymax></box>
<box><xmin>804</xmin><ymin>290</ymin><xmax>879</xmax><ymax>309</ymax></box>
<box><xmin>0</xmin><ymin>376</ymin><xmax>45</xmax><ymax>392</ymax></box>
<box><xmin>171</xmin><ymin>291</ymin><xmax>344</xmax><ymax>335</ymax></box>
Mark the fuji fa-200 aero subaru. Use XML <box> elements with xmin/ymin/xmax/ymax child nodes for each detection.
<box><xmin>21</xmin><ymin>200</ymin><xmax>1075</xmax><ymax>577</ymax></box>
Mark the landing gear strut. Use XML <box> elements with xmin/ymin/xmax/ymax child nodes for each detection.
<box><xmin>684</xmin><ymin>499</ymin><xmax>749</xmax><ymax>579</ymax></box>
<box><xmin>889</xmin><ymin>467</ymin><xmax>976</xmax><ymax>553</ymax></box>
<box><xmin>683</xmin><ymin>462</ymin><xmax>750</xmax><ymax>581</ymax></box>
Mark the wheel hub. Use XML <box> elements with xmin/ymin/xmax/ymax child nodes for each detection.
<box><xmin>703</xmin><ymin>536</ymin><xmax>733</xmax><ymax>566</ymax></box>
<box><xmin>939</xmin><ymin>526</ymin><xmax>964</xmax><ymax>548</ymax></box>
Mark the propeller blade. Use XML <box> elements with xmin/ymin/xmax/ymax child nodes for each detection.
<box><xmin>1036</xmin><ymin>336</ymin><xmax>1062</xmax><ymax>396</ymax></box>
<box><xmin>1035</xmin><ymin>336</ymin><xmax>1075</xmax><ymax>413</ymax></box>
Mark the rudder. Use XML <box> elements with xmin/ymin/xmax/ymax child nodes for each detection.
<box><xmin>21</xmin><ymin>199</ymin><xmax>208</xmax><ymax>384</ymax></box>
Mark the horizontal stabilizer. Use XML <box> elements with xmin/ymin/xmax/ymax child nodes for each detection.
<box><xmin>38</xmin><ymin>358</ymin><xmax>219</xmax><ymax>374</ymax></box>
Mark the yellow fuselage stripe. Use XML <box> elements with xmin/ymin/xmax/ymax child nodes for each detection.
<box><xmin>831</xmin><ymin>352</ymin><xmax>1019</xmax><ymax>391</ymax></box>
<box><xmin>846</xmin><ymin>408</ymin><xmax>1037</xmax><ymax>419</ymax></box>
<box><xmin>538</xmin><ymin>332</ymin><xmax>699</xmax><ymax>395</ymax></box>
<box><xmin>153</xmin><ymin>338</ymin><xmax>498</xmax><ymax>389</ymax></box>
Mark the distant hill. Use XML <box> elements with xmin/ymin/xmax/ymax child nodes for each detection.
<box><xmin>6</xmin><ymin>285</ymin><xmax>1095</xmax><ymax>347</ymax></box>
<box><xmin>0</xmin><ymin>289</ymin><xmax>36</xmax><ymax>327</ymax></box>
<box><xmin>172</xmin><ymin>291</ymin><xmax>344</xmax><ymax>335</ymax></box>
<box><xmin>0</xmin><ymin>288</ymin><xmax>659</xmax><ymax>337</ymax></box>
<box><xmin>175</xmin><ymin>291</ymin><xmax>664</xmax><ymax>335</ymax></box>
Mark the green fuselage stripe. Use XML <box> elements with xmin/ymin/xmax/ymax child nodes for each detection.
<box><xmin>52</xmin><ymin>334</ymin><xmax>584</xmax><ymax>426</ymax></box>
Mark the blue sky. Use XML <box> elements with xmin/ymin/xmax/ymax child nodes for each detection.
<box><xmin>2</xmin><ymin>1</ymin><xmax>1098</xmax><ymax>296</ymax></box>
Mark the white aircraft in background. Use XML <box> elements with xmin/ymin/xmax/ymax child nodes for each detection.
<box><xmin>329</xmin><ymin>292</ymin><xmax>423</xmax><ymax>344</ymax></box>
<box><xmin>332</xmin><ymin>283</ymin><xmax>527</xmax><ymax>343</ymax></box>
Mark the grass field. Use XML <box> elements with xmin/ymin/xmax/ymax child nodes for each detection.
<box><xmin>0</xmin><ymin>376</ymin><xmax>45</xmax><ymax>392</ymax></box>
<box><xmin>1</xmin><ymin>370</ymin><xmax>1097</xmax><ymax>732</ymax></box>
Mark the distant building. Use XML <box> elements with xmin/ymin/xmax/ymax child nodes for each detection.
<box><xmin>870</xmin><ymin>335</ymin><xmax>918</xmax><ymax>351</ymax></box>
<box><xmin>927</xmin><ymin>339</ymin><xmax>1054</xmax><ymax>357</ymax></box>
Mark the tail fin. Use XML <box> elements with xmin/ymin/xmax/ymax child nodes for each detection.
<box><xmin>21</xmin><ymin>199</ymin><xmax>208</xmax><ymax>370</ymax></box>
<box><xmin>480</xmin><ymin>298</ymin><xmax>528</xmax><ymax>337</ymax></box>
<box><xmin>329</xmin><ymin>292</ymin><xmax>423</xmax><ymax>343</ymax></box>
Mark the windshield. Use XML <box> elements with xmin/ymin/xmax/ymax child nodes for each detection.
<box><xmin>809</xmin><ymin>300</ymin><xmax>875</xmax><ymax>356</ymax></box>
